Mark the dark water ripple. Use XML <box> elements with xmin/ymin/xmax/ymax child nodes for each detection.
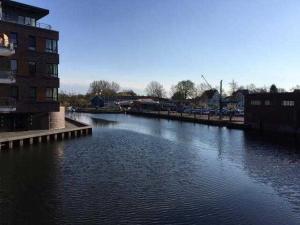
<box><xmin>0</xmin><ymin>113</ymin><xmax>300</xmax><ymax>225</ymax></box>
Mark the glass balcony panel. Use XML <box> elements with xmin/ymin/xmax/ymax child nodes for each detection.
<box><xmin>0</xmin><ymin>97</ymin><xmax>16</xmax><ymax>113</ymax></box>
<box><xmin>0</xmin><ymin>70</ymin><xmax>15</xmax><ymax>84</ymax></box>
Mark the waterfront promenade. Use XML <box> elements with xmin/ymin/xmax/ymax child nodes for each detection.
<box><xmin>0</xmin><ymin>118</ymin><xmax>92</xmax><ymax>150</ymax></box>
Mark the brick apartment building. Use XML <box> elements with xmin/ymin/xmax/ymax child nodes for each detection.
<box><xmin>245</xmin><ymin>91</ymin><xmax>300</xmax><ymax>134</ymax></box>
<box><xmin>0</xmin><ymin>0</ymin><xmax>61</xmax><ymax>131</ymax></box>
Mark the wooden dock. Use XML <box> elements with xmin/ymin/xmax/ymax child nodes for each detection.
<box><xmin>0</xmin><ymin>117</ymin><xmax>92</xmax><ymax>150</ymax></box>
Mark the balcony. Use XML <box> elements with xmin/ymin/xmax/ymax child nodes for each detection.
<box><xmin>0</xmin><ymin>71</ymin><xmax>16</xmax><ymax>84</ymax></box>
<box><xmin>0</xmin><ymin>16</ymin><xmax>52</xmax><ymax>30</ymax></box>
<box><xmin>0</xmin><ymin>97</ymin><xmax>16</xmax><ymax>113</ymax></box>
<box><xmin>0</xmin><ymin>33</ymin><xmax>15</xmax><ymax>56</ymax></box>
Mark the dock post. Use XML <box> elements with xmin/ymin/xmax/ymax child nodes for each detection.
<box><xmin>19</xmin><ymin>140</ymin><xmax>24</xmax><ymax>147</ymax></box>
<box><xmin>9</xmin><ymin>141</ymin><xmax>13</xmax><ymax>149</ymax></box>
<box><xmin>0</xmin><ymin>143</ymin><xmax>2</xmax><ymax>151</ymax></box>
<box><xmin>74</xmin><ymin>131</ymin><xmax>77</xmax><ymax>137</ymax></box>
<box><xmin>68</xmin><ymin>132</ymin><xmax>72</xmax><ymax>138</ymax></box>
<box><xmin>54</xmin><ymin>134</ymin><xmax>58</xmax><ymax>141</ymax></box>
<box><xmin>29</xmin><ymin>138</ymin><xmax>34</xmax><ymax>145</ymax></box>
<box><xmin>46</xmin><ymin>135</ymin><xmax>50</xmax><ymax>142</ymax></box>
<box><xmin>61</xmin><ymin>133</ymin><xmax>65</xmax><ymax>140</ymax></box>
<box><xmin>38</xmin><ymin>137</ymin><xmax>42</xmax><ymax>143</ymax></box>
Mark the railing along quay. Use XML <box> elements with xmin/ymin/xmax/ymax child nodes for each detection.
<box><xmin>127</xmin><ymin>110</ymin><xmax>248</xmax><ymax>130</ymax></box>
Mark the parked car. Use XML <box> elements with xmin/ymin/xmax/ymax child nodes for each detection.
<box><xmin>191</xmin><ymin>108</ymin><xmax>203</xmax><ymax>114</ymax></box>
<box><xmin>183</xmin><ymin>108</ymin><xmax>193</xmax><ymax>113</ymax></box>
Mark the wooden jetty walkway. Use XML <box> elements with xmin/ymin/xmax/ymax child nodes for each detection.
<box><xmin>0</xmin><ymin>117</ymin><xmax>92</xmax><ymax>150</ymax></box>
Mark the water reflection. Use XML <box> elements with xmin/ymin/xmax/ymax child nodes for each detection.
<box><xmin>90</xmin><ymin>117</ymin><xmax>118</xmax><ymax>128</ymax></box>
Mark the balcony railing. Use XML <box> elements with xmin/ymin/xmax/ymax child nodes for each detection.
<box><xmin>0</xmin><ymin>70</ymin><xmax>16</xmax><ymax>84</ymax></box>
<box><xmin>0</xmin><ymin>43</ymin><xmax>15</xmax><ymax>56</ymax></box>
<box><xmin>0</xmin><ymin>16</ymin><xmax>52</xmax><ymax>30</ymax></box>
<box><xmin>0</xmin><ymin>97</ymin><xmax>16</xmax><ymax>113</ymax></box>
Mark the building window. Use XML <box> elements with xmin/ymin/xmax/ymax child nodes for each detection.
<box><xmin>47</xmin><ymin>64</ymin><xmax>58</xmax><ymax>77</ymax></box>
<box><xmin>28</xmin><ymin>36</ymin><xmax>36</xmax><ymax>50</ymax></box>
<box><xmin>53</xmin><ymin>88</ymin><xmax>58</xmax><ymax>101</ymax></box>
<box><xmin>46</xmin><ymin>88</ymin><xmax>53</xmax><ymax>101</ymax></box>
<box><xmin>250</xmin><ymin>100</ymin><xmax>261</xmax><ymax>106</ymax></box>
<box><xmin>46</xmin><ymin>88</ymin><xmax>58</xmax><ymax>101</ymax></box>
<box><xmin>18</xmin><ymin>16</ymin><xmax>36</xmax><ymax>26</ymax></box>
<box><xmin>11</xmin><ymin>86</ymin><xmax>19</xmax><ymax>100</ymax></box>
<box><xmin>10</xmin><ymin>60</ymin><xmax>17</xmax><ymax>74</ymax></box>
<box><xmin>18</xmin><ymin>16</ymin><xmax>25</xmax><ymax>25</ymax></box>
<box><xmin>45</xmin><ymin>39</ymin><xmax>58</xmax><ymax>53</ymax></box>
<box><xmin>282</xmin><ymin>100</ymin><xmax>295</xmax><ymax>107</ymax></box>
<box><xmin>28</xmin><ymin>62</ymin><xmax>36</xmax><ymax>75</ymax></box>
<box><xmin>10</xmin><ymin>32</ymin><xmax>18</xmax><ymax>48</ymax></box>
<box><xmin>265</xmin><ymin>100</ymin><xmax>271</xmax><ymax>106</ymax></box>
<box><xmin>30</xmin><ymin>87</ymin><xmax>37</xmax><ymax>100</ymax></box>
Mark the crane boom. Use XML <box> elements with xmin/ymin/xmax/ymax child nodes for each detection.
<box><xmin>201</xmin><ymin>74</ymin><xmax>213</xmax><ymax>90</ymax></box>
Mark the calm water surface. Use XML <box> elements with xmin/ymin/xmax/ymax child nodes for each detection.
<box><xmin>1</xmin><ymin>113</ymin><xmax>300</xmax><ymax>225</ymax></box>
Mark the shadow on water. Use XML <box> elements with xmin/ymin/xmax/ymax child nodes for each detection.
<box><xmin>244</xmin><ymin>130</ymin><xmax>300</xmax><ymax>151</ymax></box>
<box><xmin>0</xmin><ymin>142</ymin><xmax>65</xmax><ymax>225</ymax></box>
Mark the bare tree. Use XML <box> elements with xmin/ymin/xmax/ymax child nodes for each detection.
<box><xmin>194</xmin><ymin>83</ymin><xmax>209</xmax><ymax>98</ymax></box>
<box><xmin>145</xmin><ymin>81</ymin><xmax>166</xmax><ymax>98</ymax></box>
<box><xmin>246</xmin><ymin>84</ymin><xmax>257</xmax><ymax>93</ymax></box>
<box><xmin>88</xmin><ymin>80</ymin><xmax>121</xmax><ymax>96</ymax></box>
<box><xmin>111</xmin><ymin>82</ymin><xmax>120</xmax><ymax>93</ymax></box>
<box><xmin>228</xmin><ymin>80</ymin><xmax>239</xmax><ymax>95</ymax></box>
<box><xmin>118</xmin><ymin>89</ymin><xmax>137</xmax><ymax>96</ymax></box>
<box><xmin>290</xmin><ymin>85</ymin><xmax>300</xmax><ymax>91</ymax></box>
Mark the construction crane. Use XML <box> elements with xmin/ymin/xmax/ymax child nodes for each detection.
<box><xmin>201</xmin><ymin>74</ymin><xmax>223</xmax><ymax>119</ymax></box>
<box><xmin>201</xmin><ymin>74</ymin><xmax>213</xmax><ymax>90</ymax></box>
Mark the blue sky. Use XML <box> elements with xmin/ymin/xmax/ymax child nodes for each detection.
<box><xmin>26</xmin><ymin>0</ymin><xmax>300</xmax><ymax>94</ymax></box>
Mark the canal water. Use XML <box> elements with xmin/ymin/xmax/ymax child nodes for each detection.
<box><xmin>1</xmin><ymin>113</ymin><xmax>300</xmax><ymax>225</ymax></box>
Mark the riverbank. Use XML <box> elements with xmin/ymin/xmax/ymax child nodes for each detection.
<box><xmin>128</xmin><ymin>111</ymin><xmax>247</xmax><ymax>130</ymax></box>
<box><xmin>73</xmin><ymin>108</ymin><xmax>247</xmax><ymax>130</ymax></box>
<box><xmin>75</xmin><ymin>107</ymin><xmax>123</xmax><ymax>114</ymax></box>
<box><xmin>0</xmin><ymin>118</ymin><xmax>92</xmax><ymax>150</ymax></box>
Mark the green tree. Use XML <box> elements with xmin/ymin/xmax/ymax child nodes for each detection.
<box><xmin>270</xmin><ymin>84</ymin><xmax>278</xmax><ymax>93</ymax></box>
<box><xmin>173</xmin><ymin>80</ymin><xmax>195</xmax><ymax>99</ymax></box>
<box><xmin>171</xmin><ymin>91</ymin><xmax>185</xmax><ymax>100</ymax></box>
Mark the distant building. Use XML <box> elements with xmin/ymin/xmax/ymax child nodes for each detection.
<box><xmin>222</xmin><ymin>96</ymin><xmax>238</xmax><ymax>109</ymax></box>
<box><xmin>131</xmin><ymin>99</ymin><xmax>160</xmax><ymax>111</ymax></box>
<box><xmin>245</xmin><ymin>92</ymin><xmax>300</xmax><ymax>134</ymax></box>
<box><xmin>90</xmin><ymin>96</ymin><xmax>104</xmax><ymax>108</ymax></box>
<box><xmin>224</xmin><ymin>89</ymin><xmax>249</xmax><ymax>110</ymax></box>
<box><xmin>196</xmin><ymin>89</ymin><xmax>220</xmax><ymax>108</ymax></box>
<box><xmin>232</xmin><ymin>89</ymin><xmax>249</xmax><ymax>109</ymax></box>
